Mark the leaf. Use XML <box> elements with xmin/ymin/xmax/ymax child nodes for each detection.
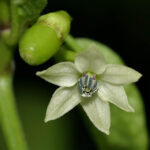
<box><xmin>7</xmin><ymin>0</ymin><xmax>47</xmax><ymax>45</ymax></box>
<box><xmin>75</xmin><ymin>38</ymin><xmax>149</xmax><ymax>150</ymax></box>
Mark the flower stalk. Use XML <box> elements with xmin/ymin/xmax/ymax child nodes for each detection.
<box><xmin>54</xmin><ymin>47</ymin><xmax>77</xmax><ymax>62</ymax></box>
<box><xmin>65</xmin><ymin>34</ymin><xmax>84</xmax><ymax>52</ymax></box>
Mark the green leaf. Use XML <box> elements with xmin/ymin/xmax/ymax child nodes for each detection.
<box><xmin>76</xmin><ymin>38</ymin><xmax>149</xmax><ymax>150</ymax></box>
<box><xmin>7</xmin><ymin>0</ymin><xmax>47</xmax><ymax>45</ymax></box>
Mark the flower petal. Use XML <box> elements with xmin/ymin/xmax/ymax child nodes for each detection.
<box><xmin>101</xmin><ymin>64</ymin><xmax>142</xmax><ymax>85</ymax></box>
<box><xmin>45</xmin><ymin>85</ymin><xmax>81</xmax><ymax>122</ymax></box>
<box><xmin>75</xmin><ymin>44</ymin><xmax>106</xmax><ymax>74</ymax></box>
<box><xmin>98</xmin><ymin>81</ymin><xmax>134</xmax><ymax>112</ymax></box>
<box><xmin>81</xmin><ymin>95</ymin><xmax>110</xmax><ymax>134</ymax></box>
<box><xmin>36</xmin><ymin>62</ymin><xmax>79</xmax><ymax>87</ymax></box>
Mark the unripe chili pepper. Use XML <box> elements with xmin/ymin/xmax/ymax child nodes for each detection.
<box><xmin>19</xmin><ymin>10</ymin><xmax>71</xmax><ymax>65</ymax></box>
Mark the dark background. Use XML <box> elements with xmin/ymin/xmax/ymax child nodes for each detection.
<box><xmin>12</xmin><ymin>0</ymin><xmax>150</xmax><ymax>149</ymax></box>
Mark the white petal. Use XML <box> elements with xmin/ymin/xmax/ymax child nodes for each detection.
<box><xmin>101</xmin><ymin>64</ymin><xmax>142</xmax><ymax>85</ymax></box>
<box><xmin>81</xmin><ymin>95</ymin><xmax>110</xmax><ymax>134</ymax></box>
<box><xmin>45</xmin><ymin>85</ymin><xmax>81</xmax><ymax>122</ymax></box>
<box><xmin>98</xmin><ymin>81</ymin><xmax>134</xmax><ymax>112</ymax></box>
<box><xmin>36</xmin><ymin>62</ymin><xmax>79</xmax><ymax>87</ymax></box>
<box><xmin>75</xmin><ymin>44</ymin><xmax>106</xmax><ymax>74</ymax></box>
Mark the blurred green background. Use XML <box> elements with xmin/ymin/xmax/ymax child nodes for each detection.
<box><xmin>0</xmin><ymin>0</ymin><xmax>150</xmax><ymax>149</ymax></box>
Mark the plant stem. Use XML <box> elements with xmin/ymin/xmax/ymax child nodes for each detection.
<box><xmin>0</xmin><ymin>72</ymin><xmax>28</xmax><ymax>150</ymax></box>
<box><xmin>65</xmin><ymin>34</ymin><xmax>83</xmax><ymax>52</ymax></box>
<box><xmin>5</xmin><ymin>0</ymin><xmax>19</xmax><ymax>46</ymax></box>
<box><xmin>54</xmin><ymin>47</ymin><xmax>77</xmax><ymax>62</ymax></box>
<box><xmin>0</xmin><ymin>0</ymin><xmax>10</xmax><ymax>27</ymax></box>
<box><xmin>0</xmin><ymin>41</ymin><xmax>28</xmax><ymax>150</ymax></box>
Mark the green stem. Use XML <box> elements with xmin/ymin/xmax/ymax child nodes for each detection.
<box><xmin>65</xmin><ymin>34</ymin><xmax>84</xmax><ymax>52</ymax></box>
<box><xmin>5</xmin><ymin>0</ymin><xmax>19</xmax><ymax>46</ymax></box>
<box><xmin>0</xmin><ymin>73</ymin><xmax>28</xmax><ymax>150</ymax></box>
<box><xmin>0</xmin><ymin>41</ymin><xmax>28</xmax><ymax>150</ymax></box>
<box><xmin>57</xmin><ymin>34</ymin><xmax>83</xmax><ymax>62</ymax></box>
<box><xmin>0</xmin><ymin>0</ymin><xmax>10</xmax><ymax>27</ymax></box>
<box><xmin>54</xmin><ymin>47</ymin><xmax>77</xmax><ymax>62</ymax></box>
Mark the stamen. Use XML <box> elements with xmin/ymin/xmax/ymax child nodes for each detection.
<box><xmin>78</xmin><ymin>73</ymin><xmax>98</xmax><ymax>98</ymax></box>
<box><xmin>82</xmin><ymin>73</ymin><xmax>86</xmax><ymax>77</ymax></box>
<box><xmin>93</xmin><ymin>74</ymin><xmax>96</xmax><ymax>80</ymax></box>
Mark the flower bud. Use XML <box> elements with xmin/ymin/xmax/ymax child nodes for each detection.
<box><xmin>19</xmin><ymin>10</ymin><xmax>71</xmax><ymax>65</ymax></box>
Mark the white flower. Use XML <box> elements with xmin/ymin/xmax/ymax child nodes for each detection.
<box><xmin>36</xmin><ymin>45</ymin><xmax>142</xmax><ymax>135</ymax></box>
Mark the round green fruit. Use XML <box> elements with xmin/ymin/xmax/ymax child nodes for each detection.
<box><xmin>19</xmin><ymin>10</ymin><xmax>71</xmax><ymax>65</ymax></box>
<box><xmin>19</xmin><ymin>23</ymin><xmax>61</xmax><ymax>65</ymax></box>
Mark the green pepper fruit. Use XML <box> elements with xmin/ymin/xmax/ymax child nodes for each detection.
<box><xmin>19</xmin><ymin>10</ymin><xmax>71</xmax><ymax>65</ymax></box>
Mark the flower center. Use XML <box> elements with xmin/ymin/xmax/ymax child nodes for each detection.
<box><xmin>78</xmin><ymin>73</ymin><xmax>98</xmax><ymax>98</ymax></box>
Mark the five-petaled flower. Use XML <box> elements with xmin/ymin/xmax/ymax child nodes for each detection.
<box><xmin>36</xmin><ymin>45</ymin><xmax>142</xmax><ymax>134</ymax></box>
